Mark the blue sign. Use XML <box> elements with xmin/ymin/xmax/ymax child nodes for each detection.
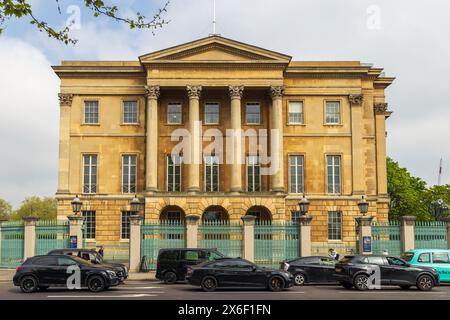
<box><xmin>363</xmin><ymin>236</ymin><xmax>372</xmax><ymax>253</ymax></box>
<box><xmin>69</xmin><ymin>236</ymin><xmax>78</xmax><ymax>249</ymax></box>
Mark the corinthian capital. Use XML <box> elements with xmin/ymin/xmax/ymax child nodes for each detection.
<box><xmin>374</xmin><ymin>103</ymin><xmax>388</xmax><ymax>114</ymax></box>
<box><xmin>229</xmin><ymin>85</ymin><xmax>244</xmax><ymax>99</ymax></box>
<box><xmin>349</xmin><ymin>94</ymin><xmax>364</xmax><ymax>105</ymax></box>
<box><xmin>145</xmin><ymin>85</ymin><xmax>160</xmax><ymax>99</ymax></box>
<box><xmin>58</xmin><ymin>93</ymin><xmax>73</xmax><ymax>107</ymax></box>
<box><xmin>187</xmin><ymin>85</ymin><xmax>202</xmax><ymax>99</ymax></box>
<box><xmin>269</xmin><ymin>85</ymin><xmax>285</xmax><ymax>99</ymax></box>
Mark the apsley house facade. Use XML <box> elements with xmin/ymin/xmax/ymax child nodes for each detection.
<box><xmin>53</xmin><ymin>36</ymin><xmax>394</xmax><ymax>254</ymax></box>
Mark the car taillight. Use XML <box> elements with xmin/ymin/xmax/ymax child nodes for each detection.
<box><xmin>16</xmin><ymin>266</ymin><xmax>22</xmax><ymax>272</ymax></box>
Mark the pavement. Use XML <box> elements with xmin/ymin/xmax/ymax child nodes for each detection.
<box><xmin>2</xmin><ymin>279</ymin><xmax>450</xmax><ymax>300</ymax></box>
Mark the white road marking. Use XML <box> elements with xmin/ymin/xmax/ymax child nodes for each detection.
<box><xmin>116</xmin><ymin>286</ymin><xmax>163</xmax><ymax>290</ymax></box>
<box><xmin>200</xmin><ymin>291</ymin><xmax>305</xmax><ymax>294</ymax></box>
<box><xmin>338</xmin><ymin>291</ymin><xmax>445</xmax><ymax>294</ymax></box>
<box><xmin>47</xmin><ymin>293</ymin><xmax>157</xmax><ymax>298</ymax></box>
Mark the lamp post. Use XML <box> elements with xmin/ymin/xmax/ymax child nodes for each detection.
<box><xmin>130</xmin><ymin>195</ymin><xmax>142</xmax><ymax>215</ymax></box>
<box><xmin>431</xmin><ymin>199</ymin><xmax>450</xmax><ymax>220</ymax></box>
<box><xmin>299</xmin><ymin>194</ymin><xmax>310</xmax><ymax>216</ymax></box>
<box><xmin>71</xmin><ymin>195</ymin><xmax>82</xmax><ymax>215</ymax></box>
<box><xmin>357</xmin><ymin>195</ymin><xmax>369</xmax><ymax>216</ymax></box>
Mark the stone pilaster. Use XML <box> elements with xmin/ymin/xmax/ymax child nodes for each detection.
<box><xmin>145</xmin><ymin>85</ymin><xmax>160</xmax><ymax>192</ymax></box>
<box><xmin>440</xmin><ymin>217</ymin><xmax>450</xmax><ymax>249</ymax></box>
<box><xmin>229</xmin><ymin>86</ymin><xmax>244</xmax><ymax>193</ymax></box>
<box><xmin>349</xmin><ymin>94</ymin><xmax>365</xmax><ymax>195</ymax></box>
<box><xmin>187</xmin><ymin>86</ymin><xmax>202</xmax><ymax>193</ymax></box>
<box><xmin>68</xmin><ymin>215</ymin><xmax>84</xmax><ymax>249</ymax></box>
<box><xmin>57</xmin><ymin>93</ymin><xmax>73</xmax><ymax>194</ymax></box>
<box><xmin>374</xmin><ymin>103</ymin><xmax>391</xmax><ymax>196</ymax></box>
<box><xmin>242</xmin><ymin>215</ymin><xmax>256</xmax><ymax>262</ymax></box>
<box><xmin>186</xmin><ymin>215</ymin><xmax>201</xmax><ymax>248</ymax></box>
<box><xmin>270</xmin><ymin>86</ymin><xmax>285</xmax><ymax>193</ymax></box>
<box><xmin>355</xmin><ymin>216</ymin><xmax>374</xmax><ymax>255</ymax></box>
<box><xmin>23</xmin><ymin>216</ymin><xmax>39</xmax><ymax>259</ymax></box>
<box><xmin>129</xmin><ymin>215</ymin><xmax>143</xmax><ymax>272</ymax></box>
<box><xmin>400</xmin><ymin>215</ymin><xmax>416</xmax><ymax>252</ymax></box>
<box><xmin>298</xmin><ymin>215</ymin><xmax>313</xmax><ymax>257</ymax></box>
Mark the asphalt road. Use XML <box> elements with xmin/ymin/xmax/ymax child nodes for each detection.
<box><xmin>2</xmin><ymin>280</ymin><xmax>450</xmax><ymax>300</ymax></box>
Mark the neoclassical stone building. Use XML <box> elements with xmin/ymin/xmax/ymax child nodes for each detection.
<box><xmin>53</xmin><ymin>36</ymin><xmax>393</xmax><ymax>253</ymax></box>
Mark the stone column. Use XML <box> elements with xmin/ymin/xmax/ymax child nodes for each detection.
<box><xmin>57</xmin><ymin>93</ymin><xmax>73</xmax><ymax>194</ymax></box>
<box><xmin>186</xmin><ymin>215</ymin><xmax>200</xmax><ymax>248</ymax></box>
<box><xmin>242</xmin><ymin>215</ymin><xmax>256</xmax><ymax>262</ymax></box>
<box><xmin>229</xmin><ymin>86</ymin><xmax>244</xmax><ymax>192</ymax></box>
<box><xmin>400</xmin><ymin>215</ymin><xmax>416</xmax><ymax>252</ymax></box>
<box><xmin>270</xmin><ymin>86</ymin><xmax>285</xmax><ymax>193</ymax></box>
<box><xmin>441</xmin><ymin>217</ymin><xmax>450</xmax><ymax>249</ymax></box>
<box><xmin>145</xmin><ymin>85</ymin><xmax>160</xmax><ymax>192</ymax></box>
<box><xmin>129</xmin><ymin>215</ymin><xmax>143</xmax><ymax>272</ymax></box>
<box><xmin>355</xmin><ymin>216</ymin><xmax>374</xmax><ymax>255</ymax></box>
<box><xmin>298</xmin><ymin>215</ymin><xmax>313</xmax><ymax>257</ymax></box>
<box><xmin>187</xmin><ymin>86</ymin><xmax>202</xmax><ymax>193</ymax></box>
<box><xmin>23</xmin><ymin>216</ymin><xmax>39</xmax><ymax>259</ymax></box>
<box><xmin>68</xmin><ymin>215</ymin><xmax>84</xmax><ymax>249</ymax></box>
<box><xmin>374</xmin><ymin>103</ymin><xmax>391</xmax><ymax>196</ymax></box>
<box><xmin>349</xmin><ymin>94</ymin><xmax>365</xmax><ymax>195</ymax></box>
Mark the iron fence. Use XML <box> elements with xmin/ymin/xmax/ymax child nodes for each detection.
<box><xmin>35</xmin><ymin>220</ymin><xmax>71</xmax><ymax>256</ymax></box>
<box><xmin>0</xmin><ymin>221</ymin><xmax>24</xmax><ymax>268</ymax></box>
<box><xmin>198</xmin><ymin>220</ymin><xmax>243</xmax><ymax>258</ymax></box>
<box><xmin>415</xmin><ymin>221</ymin><xmax>448</xmax><ymax>249</ymax></box>
<box><xmin>372</xmin><ymin>221</ymin><xmax>402</xmax><ymax>256</ymax></box>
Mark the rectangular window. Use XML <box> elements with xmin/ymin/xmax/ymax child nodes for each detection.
<box><xmin>122</xmin><ymin>155</ymin><xmax>137</xmax><ymax>193</ymax></box>
<box><xmin>288</xmin><ymin>101</ymin><xmax>303</xmax><ymax>124</ymax></box>
<box><xmin>123</xmin><ymin>101</ymin><xmax>138</xmax><ymax>124</ymax></box>
<box><xmin>167</xmin><ymin>102</ymin><xmax>182</xmax><ymax>124</ymax></box>
<box><xmin>84</xmin><ymin>101</ymin><xmax>99</xmax><ymax>124</ymax></box>
<box><xmin>204</xmin><ymin>103</ymin><xmax>220</xmax><ymax>124</ymax></box>
<box><xmin>325</xmin><ymin>101</ymin><xmax>341</xmax><ymax>124</ymax></box>
<box><xmin>82</xmin><ymin>211</ymin><xmax>96</xmax><ymax>240</ymax></box>
<box><xmin>327</xmin><ymin>155</ymin><xmax>341</xmax><ymax>194</ymax></box>
<box><xmin>167</xmin><ymin>155</ymin><xmax>181</xmax><ymax>192</ymax></box>
<box><xmin>328</xmin><ymin>211</ymin><xmax>342</xmax><ymax>241</ymax></box>
<box><xmin>121</xmin><ymin>211</ymin><xmax>132</xmax><ymax>240</ymax></box>
<box><xmin>246</xmin><ymin>103</ymin><xmax>261</xmax><ymax>124</ymax></box>
<box><xmin>204</xmin><ymin>155</ymin><xmax>219</xmax><ymax>192</ymax></box>
<box><xmin>289</xmin><ymin>155</ymin><xmax>304</xmax><ymax>193</ymax></box>
<box><xmin>291</xmin><ymin>211</ymin><xmax>301</xmax><ymax>224</ymax></box>
<box><xmin>246</xmin><ymin>155</ymin><xmax>261</xmax><ymax>192</ymax></box>
<box><xmin>83</xmin><ymin>155</ymin><xmax>97</xmax><ymax>194</ymax></box>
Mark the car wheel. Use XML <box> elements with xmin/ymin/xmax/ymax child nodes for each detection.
<box><xmin>20</xmin><ymin>276</ymin><xmax>38</xmax><ymax>293</ymax></box>
<box><xmin>201</xmin><ymin>276</ymin><xmax>218</xmax><ymax>292</ymax></box>
<box><xmin>341</xmin><ymin>283</ymin><xmax>353</xmax><ymax>289</ymax></box>
<box><xmin>87</xmin><ymin>275</ymin><xmax>106</xmax><ymax>293</ymax></box>
<box><xmin>163</xmin><ymin>271</ymin><xmax>177</xmax><ymax>284</ymax></box>
<box><xmin>268</xmin><ymin>276</ymin><xmax>285</xmax><ymax>292</ymax></box>
<box><xmin>354</xmin><ymin>274</ymin><xmax>370</xmax><ymax>291</ymax></box>
<box><xmin>417</xmin><ymin>275</ymin><xmax>434</xmax><ymax>291</ymax></box>
<box><xmin>294</xmin><ymin>273</ymin><xmax>306</xmax><ymax>286</ymax></box>
<box><xmin>399</xmin><ymin>285</ymin><xmax>411</xmax><ymax>290</ymax></box>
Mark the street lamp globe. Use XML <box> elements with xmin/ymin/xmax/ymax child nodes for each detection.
<box><xmin>71</xmin><ymin>195</ymin><xmax>82</xmax><ymax>215</ymax></box>
<box><xmin>130</xmin><ymin>195</ymin><xmax>141</xmax><ymax>214</ymax></box>
<box><xmin>358</xmin><ymin>196</ymin><xmax>369</xmax><ymax>216</ymax></box>
<box><xmin>299</xmin><ymin>194</ymin><xmax>310</xmax><ymax>215</ymax></box>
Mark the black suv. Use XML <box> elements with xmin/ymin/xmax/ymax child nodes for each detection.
<box><xmin>48</xmin><ymin>249</ymin><xmax>128</xmax><ymax>280</ymax></box>
<box><xmin>334</xmin><ymin>255</ymin><xmax>440</xmax><ymax>291</ymax></box>
<box><xmin>155</xmin><ymin>248</ymin><xmax>226</xmax><ymax>283</ymax></box>
<box><xmin>13</xmin><ymin>255</ymin><xmax>123</xmax><ymax>293</ymax></box>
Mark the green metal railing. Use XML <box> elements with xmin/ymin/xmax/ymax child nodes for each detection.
<box><xmin>35</xmin><ymin>220</ymin><xmax>71</xmax><ymax>256</ymax></box>
<box><xmin>254</xmin><ymin>221</ymin><xmax>299</xmax><ymax>268</ymax></box>
<box><xmin>415</xmin><ymin>221</ymin><xmax>448</xmax><ymax>249</ymax></box>
<box><xmin>0</xmin><ymin>221</ymin><xmax>24</xmax><ymax>268</ymax></box>
<box><xmin>372</xmin><ymin>221</ymin><xmax>402</xmax><ymax>256</ymax></box>
<box><xmin>199</xmin><ymin>220</ymin><xmax>243</xmax><ymax>258</ymax></box>
<box><xmin>141</xmin><ymin>220</ymin><xmax>185</xmax><ymax>270</ymax></box>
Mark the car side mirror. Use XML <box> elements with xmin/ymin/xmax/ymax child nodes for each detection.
<box><xmin>252</xmin><ymin>266</ymin><xmax>257</xmax><ymax>272</ymax></box>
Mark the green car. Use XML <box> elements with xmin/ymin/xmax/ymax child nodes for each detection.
<box><xmin>401</xmin><ymin>249</ymin><xmax>450</xmax><ymax>282</ymax></box>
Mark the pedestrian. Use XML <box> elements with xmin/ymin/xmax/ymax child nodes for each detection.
<box><xmin>328</xmin><ymin>248</ymin><xmax>339</xmax><ymax>260</ymax></box>
<box><xmin>98</xmin><ymin>245</ymin><xmax>104</xmax><ymax>258</ymax></box>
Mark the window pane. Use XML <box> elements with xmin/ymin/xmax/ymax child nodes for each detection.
<box><xmin>83</xmin><ymin>155</ymin><xmax>97</xmax><ymax>194</ymax></box>
<box><xmin>288</xmin><ymin>102</ymin><xmax>303</xmax><ymax>124</ymax></box>
<box><xmin>168</xmin><ymin>103</ymin><xmax>182</xmax><ymax>124</ymax></box>
<box><xmin>325</xmin><ymin>101</ymin><xmax>340</xmax><ymax>124</ymax></box>
<box><xmin>327</xmin><ymin>155</ymin><xmax>341</xmax><ymax>194</ymax></box>
<box><xmin>289</xmin><ymin>155</ymin><xmax>304</xmax><ymax>193</ymax></box>
<box><xmin>246</xmin><ymin>103</ymin><xmax>260</xmax><ymax>124</ymax></box>
<box><xmin>84</xmin><ymin>101</ymin><xmax>99</xmax><ymax>124</ymax></box>
<box><xmin>167</xmin><ymin>155</ymin><xmax>181</xmax><ymax>192</ymax></box>
<box><xmin>204</xmin><ymin>103</ymin><xmax>220</xmax><ymax>124</ymax></box>
<box><xmin>123</xmin><ymin>101</ymin><xmax>138</xmax><ymax>124</ymax></box>
<box><xmin>247</xmin><ymin>156</ymin><xmax>260</xmax><ymax>192</ymax></box>
<box><xmin>82</xmin><ymin>211</ymin><xmax>96</xmax><ymax>239</ymax></box>
<box><xmin>122</xmin><ymin>155</ymin><xmax>137</xmax><ymax>193</ymax></box>
<box><xmin>121</xmin><ymin>211</ymin><xmax>132</xmax><ymax>239</ymax></box>
<box><xmin>328</xmin><ymin>211</ymin><xmax>342</xmax><ymax>240</ymax></box>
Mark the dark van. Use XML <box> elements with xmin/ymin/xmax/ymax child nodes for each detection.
<box><xmin>156</xmin><ymin>248</ymin><xmax>226</xmax><ymax>283</ymax></box>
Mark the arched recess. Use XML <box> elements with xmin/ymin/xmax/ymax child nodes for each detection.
<box><xmin>246</xmin><ymin>206</ymin><xmax>272</xmax><ymax>222</ymax></box>
<box><xmin>160</xmin><ymin>205</ymin><xmax>186</xmax><ymax>223</ymax></box>
<box><xmin>202</xmin><ymin>205</ymin><xmax>229</xmax><ymax>222</ymax></box>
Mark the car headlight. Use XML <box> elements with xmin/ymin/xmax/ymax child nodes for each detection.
<box><xmin>106</xmin><ymin>270</ymin><xmax>117</xmax><ymax>278</ymax></box>
<box><xmin>283</xmin><ymin>263</ymin><xmax>290</xmax><ymax>271</ymax></box>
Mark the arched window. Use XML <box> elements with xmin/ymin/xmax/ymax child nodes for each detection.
<box><xmin>246</xmin><ymin>206</ymin><xmax>272</xmax><ymax>223</ymax></box>
<box><xmin>202</xmin><ymin>206</ymin><xmax>229</xmax><ymax>222</ymax></box>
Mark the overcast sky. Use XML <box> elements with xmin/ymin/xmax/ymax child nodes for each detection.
<box><xmin>0</xmin><ymin>0</ymin><xmax>449</xmax><ymax>208</ymax></box>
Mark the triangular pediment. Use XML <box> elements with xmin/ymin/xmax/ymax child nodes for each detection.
<box><xmin>139</xmin><ymin>36</ymin><xmax>292</xmax><ymax>64</ymax></box>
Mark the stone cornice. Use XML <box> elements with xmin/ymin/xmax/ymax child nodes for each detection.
<box><xmin>58</xmin><ymin>93</ymin><xmax>73</xmax><ymax>107</ymax></box>
<box><xmin>229</xmin><ymin>85</ymin><xmax>244</xmax><ymax>99</ymax></box>
<box><xmin>187</xmin><ymin>85</ymin><xmax>202</xmax><ymax>99</ymax></box>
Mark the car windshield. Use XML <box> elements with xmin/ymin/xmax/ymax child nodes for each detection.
<box><xmin>401</xmin><ymin>252</ymin><xmax>414</xmax><ymax>262</ymax></box>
